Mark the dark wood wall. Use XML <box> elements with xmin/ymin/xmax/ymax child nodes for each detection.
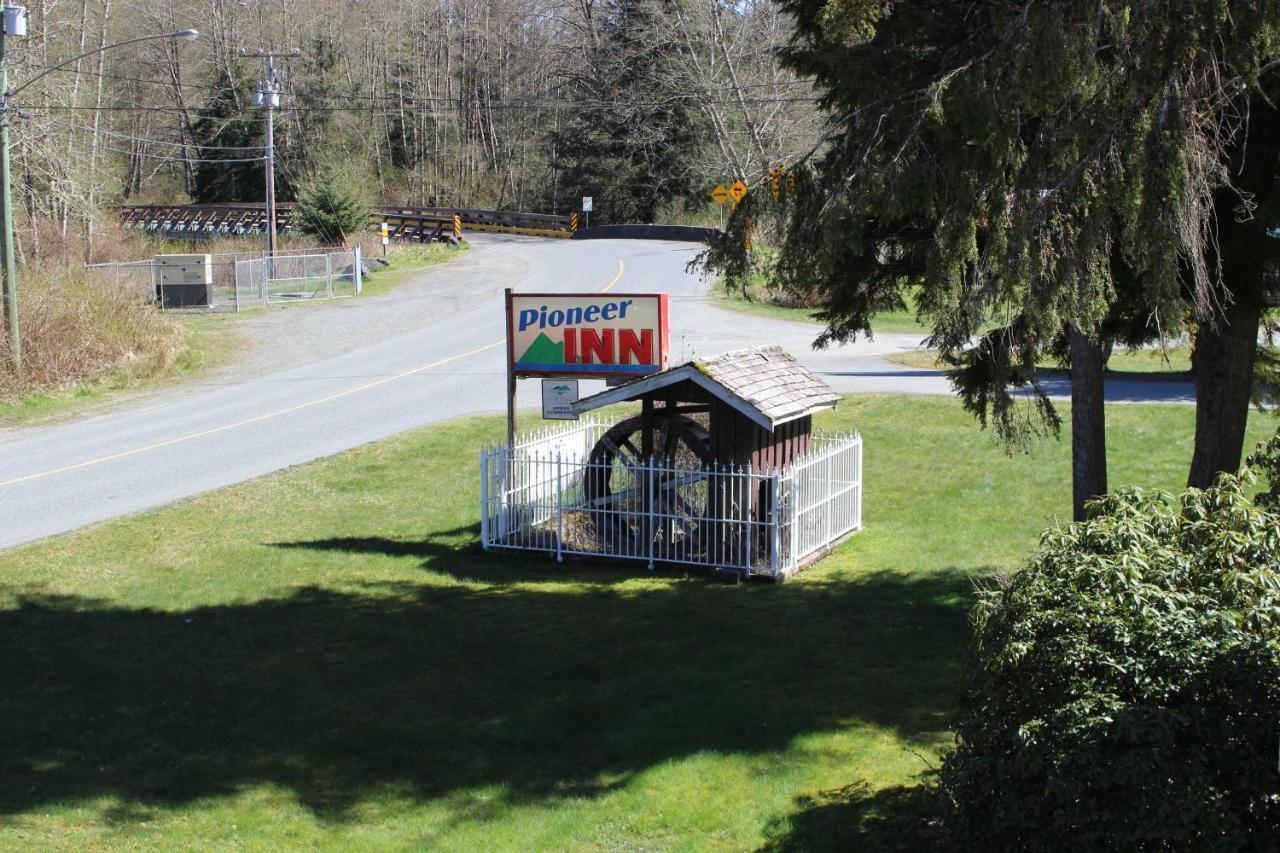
<box><xmin>709</xmin><ymin>400</ymin><xmax>810</xmax><ymax>471</ymax></box>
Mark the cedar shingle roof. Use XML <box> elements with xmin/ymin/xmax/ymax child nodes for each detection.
<box><xmin>695</xmin><ymin>345</ymin><xmax>840</xmax><ymax>425</ymax></box>
<box><xmin>572</xmin><ymin>345</ymin><xmax>839</xmax><ymax>430</ymax></box>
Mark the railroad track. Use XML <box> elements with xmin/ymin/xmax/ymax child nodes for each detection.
<box><xmin>117</xmin><ymin>203</ymin><xmax>575</xmax><ymax>241</ymax></box>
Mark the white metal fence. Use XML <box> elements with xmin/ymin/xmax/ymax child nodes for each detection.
<box><xmin>480</xmin><ymin>418</ymin><xmax>862</xmax><ymax>579</ymax></box>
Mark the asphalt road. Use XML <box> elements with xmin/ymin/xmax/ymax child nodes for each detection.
<box><xmin>0</xmin><ymin>235</ymin><xmax>1193</xmax><ymax>550</ymax></box>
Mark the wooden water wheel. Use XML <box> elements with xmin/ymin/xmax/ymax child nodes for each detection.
<box><xmin>582</xmin><ymin>413</ymin><xmax>714</xmax><ymax>553</ymax></box>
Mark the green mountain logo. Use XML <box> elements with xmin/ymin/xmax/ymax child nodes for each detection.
<box><xmin>553</xmin><ymin>385</ymin><xmax>571</xmax><ymax>393</ymax></box>
<box><xmin>518</xmin><ymin>332</ymin><xmax>563</xmax><ymax>365</ymax></box>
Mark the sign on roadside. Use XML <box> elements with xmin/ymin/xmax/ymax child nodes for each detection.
<box><xmin>582</xmin><ymin>196</ymin><xmax>593</xmax><ymax>212</ymax></box>
<box><xmin>711</xmin><ymin>184</ymin><xmax>730</xmax><ymax>205</ymax></box>
<box><xmin>728</xmin><ymin>180</ymin><xmax>748</xmax><ymax>203</ymax></box>
<box><xmin>541</xmin><ymin>379</ymin><xmax>580</xmax><ymax>420</ymax></box>
<box><xmin>507</xmin><ymin>292</ymin><xmax>670</xmax><ymax>379</ymax></box>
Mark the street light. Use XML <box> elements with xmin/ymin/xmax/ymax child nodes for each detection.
<box><xmin>0</xmin><ymin>5</ymin><xmax>197</xmax><ymax>370</ymax></box>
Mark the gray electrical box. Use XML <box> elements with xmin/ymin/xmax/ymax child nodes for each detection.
<box><xmin>4</xmin><ymin>6</ymin><xmax>29</xmax><ymax>38</ymax></box>
<box><xmin>154</xmin><ymin>254</ymin><xmax>213</xmax><ymax>308</ymax></box>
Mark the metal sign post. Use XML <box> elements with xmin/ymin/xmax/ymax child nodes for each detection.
<box><xmin>710</xmin><ymin>183</ymin><xmax>730</xmax><ymax>230</ymax></box>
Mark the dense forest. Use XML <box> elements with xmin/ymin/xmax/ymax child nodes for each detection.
<box><xmin>3</xmin><ymin>0</ymin><xmax>822</xmax><ymax>252</ymax></box>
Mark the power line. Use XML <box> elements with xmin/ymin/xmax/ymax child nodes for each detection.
<box><xmin>30</xmin><ymin>115</ymin><xmax>268</xmax><ymax>151</ymax></box>
<box><xmin>35</xmin><ymin>64</ymin><xmax>222</xmax><ymax>92</ymax></box>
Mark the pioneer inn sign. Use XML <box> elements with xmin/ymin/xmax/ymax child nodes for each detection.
<box><xmin>506</xmin><ymin>292</ymin><xmax>670</xmax><ymax>378</ymax></box>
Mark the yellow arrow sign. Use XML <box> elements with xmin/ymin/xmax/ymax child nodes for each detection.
<box><xmin>728</xmin><ymin>179</ymin><xmax>748</xmax><ymax>202</ymax></box>
<box><xmin>711</xmin><ymin>184</ymin><xmax>730</xmax><ymax>205</ymax></box>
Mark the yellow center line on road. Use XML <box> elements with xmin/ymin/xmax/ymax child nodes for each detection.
<box><xmin>600</xmin><ymin>258</ymin><xmax>624</xmax><ymax>292</ymax></box>
<box><xmin>0</xmin><ymin>257</ymin><xmax>625</xmax><ymax>489</ymax></box>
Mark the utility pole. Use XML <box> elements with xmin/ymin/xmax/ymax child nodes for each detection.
<box><xmin>0</xmin><ymin>8</ymin><xmax>194</xmax><ymax>370</ymax></box>
<box><xmin>241</xmin><ymin>48</ymin><xmax>298</xmax><ymax>259</ymax></box>
<box><xmin>0</xmin><ymin>6</ymin><xmax>22</xmax><ymax>370</ymax></box>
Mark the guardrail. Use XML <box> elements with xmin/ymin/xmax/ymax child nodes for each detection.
<box><xmin>118</xmin><ymin>203</ymin><xmax>575</xmax><ymax>241</ymax></box>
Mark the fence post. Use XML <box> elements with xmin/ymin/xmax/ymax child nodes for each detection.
<box><xmin>647</xmin><ymin>461</ymin><xmax>655</xmax><ymax>571</ymax></box>
<box><xmin>353</xmin><ymin>245</ymin><xmax>363</xmax><ymax>294</ymax></box>
<box><xmin>770</xmin><ymin>472</ymin><xmax>781</xmax><ymax>578</ymax></box>
<box><xmin>325</xmin><ymin>253</ymin><xmax>334</xmax><ymax>298</ymax></box>
<box><xmin>744</xmin><ymin>464</ymin><xmax>754</xmax><ymax>580</ymax></box>
<box><xmin>789</xmin><ymin>468</ymin><xmax>799</xmax><ymax>573</ymax></box>
<box><xmin>480</xmin><ymin>450</ymin><xmax>490</xmax><ymax>550</ymax></box>
<box><xmin>150</xmin><ymin>259</ymin><xmax>162</xmax><ymax>310</ymax></box>
<box><xmin>855</xmin><ymin>436</ymin><xmax>863</xmax><ymax>530</ymax></box>
<box><xmin>555</xmin><ymin>453</ymin><xmax>564</xmax><ymax>562</ymax></box>
<box><xmin>499</xmin><ymin>445</ymin><xmax>509</xmax><ymax>537</ymax></box>
<box><xmin>826</xmin><ymin>451</ymin><xmax>834</xmax><ymax>547</ymax></box>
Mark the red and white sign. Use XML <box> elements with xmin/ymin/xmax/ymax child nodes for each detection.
<box><xmin>506</xmin><ymin>292</ymin><xmax>669</xmax><ymax>379</ymax></box>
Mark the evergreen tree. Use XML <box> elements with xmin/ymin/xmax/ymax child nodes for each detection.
<box><xmin>295</xmin><ymin>165</ymin><xmax>372</xmax><ymax>246</ymax></box>
<box><xmin>707</xmin><ymin>1</ymin><xmax>1280</xmax><ymax>519</ymax></box>
<box><xmin>191</xmin><ymin>74</ymin><xmax>264</xmax><ymax>204</ymax></box>
<box><xmin>551</xmin><ymin>0</ymin><xmax>708</xmax><ymax>223</ymax></box>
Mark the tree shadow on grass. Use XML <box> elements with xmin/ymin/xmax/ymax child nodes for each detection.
<box><xmin>273</xmin><ymin>525</ymin><xmax>650</xmax><ymax>586</ymax></box>
<box><xmin>759</xmin><ymin>779</ymin><xmax>943</xmax><ymax>852</ymax></box>
<box><xmin>273</xmin><ymin>525</ymin><xmax>784</xmax><ymax>585</ymax></box>
<box><xmin>0</xmin><ymin>561</ymin><xmax>974</xmax><ymax>832</ymax></box>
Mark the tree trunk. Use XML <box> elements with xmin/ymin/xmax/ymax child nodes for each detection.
<box><xmin>1187</xmin><ymin>300</ymin><xmax>1261</xmax><ymax>488</ymax></box>
<box><xmin>1070</xmin><ymin>325</ymin><xmax>1108</xmax><ymax>521</ymax></box>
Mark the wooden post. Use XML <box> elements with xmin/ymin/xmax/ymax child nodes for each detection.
<box><xmin>505</xmin><ymin>287</ymin><xmax>516</xmax><ymax>451</ymax></box>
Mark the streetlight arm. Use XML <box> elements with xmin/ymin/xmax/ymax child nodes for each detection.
<box><xmin>6</xmin><ymin>29</ymin><xmax>197</xmax><ymax>100</ymax></box>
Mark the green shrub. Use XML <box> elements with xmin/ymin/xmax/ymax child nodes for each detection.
<box><xmin>295</xmin><ymin>167</ymin><xmax>370</xmax><ymax>246</ymax></box>
<box><xmin>1248</xmin><ymin>428</ymin><xmax>1280</xmax><ymax>511</ymax></box>
<box><xmin>940</xmin><ymin>467</ymin><xmax>1280</xmax><ymax>851</ymax></box>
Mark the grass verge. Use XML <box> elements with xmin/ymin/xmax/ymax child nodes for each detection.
<box><xmin>0</xmin><ymin>311</ymin><xmax>244</xmax><ymax>427</ymax></box>
<box><xmin>712</xmin><ymin>278</ymin><xmax>929</xmax><ymax>338</ymax></box>
<box><xmin>359</xmin><ymin>241</ymin><xmax>468</xmax><ymax>299</ymax></box>
<box><xmin>885</xmin><ymin>344</ymin><xmax>1195</xmax><ymax>375</ymax></box>
<box><xmin>0</xmin><ymin>395</ymin><xmax>1272</xmax><ymax>849</ymax></box>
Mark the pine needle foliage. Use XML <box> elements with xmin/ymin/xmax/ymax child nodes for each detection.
<box><xmin>296</xmin><ymin>168</ymin><xmax>371</xmax><ymax>246</ymax></box>
<box><xmin>704</xmin><ymin>1</ymin><xmax>1280</xmax><ymax>445</ymax></box>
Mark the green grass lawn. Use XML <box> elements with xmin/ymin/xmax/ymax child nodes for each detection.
<box><xmin>0</xmin><ymin>395</ymin><xmax>1272</xmax><ymax>850</ymax></box>
<box><xmin>712</xmin><ymin>279</ymin><xmax>929</xmax><ymax>338</ymax></box>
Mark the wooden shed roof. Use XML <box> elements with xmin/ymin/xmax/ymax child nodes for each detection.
<box><xmin>571</xmin><ymin>345</ymin><xmax>839</xmax><ymax>431</ymax></box>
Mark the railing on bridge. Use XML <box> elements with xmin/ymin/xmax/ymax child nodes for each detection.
<box><xmin>118</xmin><ymin>203</ymin><xmax>575</xmax><ymax>241</ymax></box>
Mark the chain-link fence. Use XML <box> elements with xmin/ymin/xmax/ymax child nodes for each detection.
<box><xmin>87</xmin><ymin>246</ymin><xmax>362</xmax><ymax>312</ymax></box>
<box><xmin>233</xmin><ymin>249</ymin><xmax>362</xmax><ymax>307</ymax></box>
